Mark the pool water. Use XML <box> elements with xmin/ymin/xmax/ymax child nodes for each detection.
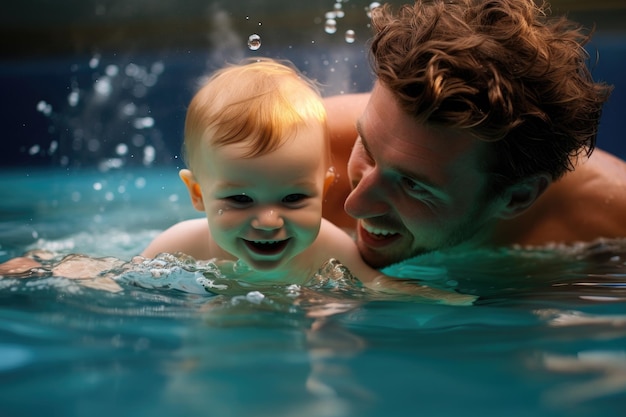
<box><xmin>2</xmin><ymin>1</ymin><xmax>626</xmax><ymax>415</ymax></box>
<box><xmin>1</xmin><ymin>168</ymin><xmax>626</xmax><ymax>417</ymax></box>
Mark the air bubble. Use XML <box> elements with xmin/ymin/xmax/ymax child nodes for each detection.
<box><xmin>367</xmin><ymin>2</ymin><xmax>381</xmax><ymax>18</ymax></box>
<box><xmin>134</xmin><ymin>177</ymin><xmax>147</xmax><ymax>189</ymax></box>
<box><xmin>68</xmin><ymin>90</ymin><xmax>79</xmax><ymax>107</ymax></box>
<box><xmin>36</xmin><ymin>100</ymin><xmax>52</xmax><ymax>116</ymax></box>
<box><xmin>115</xmin><ymin>143</ymin><xmax>128</xmax><ymax>156</ymax></box>
<box><xmin>247</xmin><ymin>34</ymin><xmax>261</xmax><ymax>51</ymax></box>
<box><xmin>105</xmin><ymin>65</ymin><xmax>119</xmax><ymax>77</ymax></box>
<box><xmin>133</xmin><ymin>117</ymin><xmax>154</xmax><ymax>129</ymax></box>
<box><xmin>89</xmin><ymin>55</ymin><xmax>100</xmax><ymax>69</ymax></box>
<box><xmin>325</xmin><ymin>19</ymin><xmax>337</xmax><ymax>34</ymax></box>
<box><xmin>345</xmin><ymin>29</ymin><xmax>356</xmax><ymax>43</ymax></box>
<box><xmin>143</xmin><ymin>145</ymin><xmax>156</xmax><ymax>166</ymax></box>
<box><xmin>28</xmin><ymin>145</ymin><xmax>40</xmax><ymax>155</ymax></box>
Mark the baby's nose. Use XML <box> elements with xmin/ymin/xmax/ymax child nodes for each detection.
<box><xmin>251</xmin><ymin>209</ymin><xmax>284</xmax><ymax>230</ymax></box>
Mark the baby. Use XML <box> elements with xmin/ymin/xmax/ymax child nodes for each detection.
<box><xmin>142</xmin><ymin>59</ymin><xmax>474</xmax><ymax>304</ymax></box>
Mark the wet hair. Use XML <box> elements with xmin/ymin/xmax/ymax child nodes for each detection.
<box><xmin>369</xmin><ymin>0</ymin><xmax>613</xmax><ymax>191</ymax></box>
<box><xmin>183</xmin><ymin>58</ymin><xmax>328</xmax><ymax>172</ymax></box>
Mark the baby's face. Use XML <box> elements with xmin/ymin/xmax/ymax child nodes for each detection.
<box><xmin>195</xmin><ymin>124</ymin><xmax>329</xmax><ymax>271</ymax></box>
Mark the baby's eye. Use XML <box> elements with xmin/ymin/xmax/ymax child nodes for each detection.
<box><xmin>282</xmin><ymin>193</ymin><xmax>308</xmax><ymax>204</ymax></box>
<box><xmin>225</xmin><ymin>194</ymin><xmax>253</xmax><ymax>205</ymax></box>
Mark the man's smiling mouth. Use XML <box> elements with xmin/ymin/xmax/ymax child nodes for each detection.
<box><xmin>361</xmin><ymin>221</ymin><xmax>397</xmax><ymax>238</ymax></box>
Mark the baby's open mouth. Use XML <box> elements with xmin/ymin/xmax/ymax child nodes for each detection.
<box><xmin>243</xmin><ymin>239</ymin><xmax>289</xmax><ymax>255</ymax></box>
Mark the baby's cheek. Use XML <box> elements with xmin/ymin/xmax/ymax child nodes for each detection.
<box><xmin>210</xmin><ymin>211</ymin><xmax>246</xmax><ymax>231</ymax></box>
<box><xmin>292</xmin><ymin>209</ymin><xmax>323</xmax><ymax>237</ymax></box>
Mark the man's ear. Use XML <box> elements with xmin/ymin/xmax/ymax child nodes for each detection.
<box><xmin>495</xmin><ymin>174</ymin><xmax>551</xmax><ymax>219</ymax></box>
<box><xmin>179</xmin><ymin>169</ymin><xmax>205</xmax><ymax>212</ymax></box>
<box><xmin>323</xmin><ymin>167</ymin><xmax>336</xmax><ymax>196</ymax></box>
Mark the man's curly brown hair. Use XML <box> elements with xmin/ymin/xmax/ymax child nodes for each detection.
<box><xmin>369</xmin><ymin>0</ymin><xmax>612</xmax><ymax>191</ymax></box>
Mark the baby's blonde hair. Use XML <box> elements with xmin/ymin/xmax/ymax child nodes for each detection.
<box><xmin>183</xmin><ymin>58</ymin><xmax>329</xmax><ymax>172</ymax></box>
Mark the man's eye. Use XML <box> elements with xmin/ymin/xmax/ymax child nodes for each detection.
<box><xmin>401</xmin><ymin>177</ymin><xmax>430</xmax><ymax>197</ymax></box>
<box><xmin>225</xmin><ymin>195</ymin><xmax>253</xmax><ymax>205</ymax></box>
<box><xmin>282</xmin><ymin>194</ymin><xmax>307</xmax><ymax>204</ymax></box>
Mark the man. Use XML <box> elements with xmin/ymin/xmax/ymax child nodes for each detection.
<box><xmin>321</xmin><ymin>0</ymin><xmax>626</xmax><ymax>268</ymax></box>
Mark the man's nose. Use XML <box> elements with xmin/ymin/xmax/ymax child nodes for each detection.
<box><xmin>251</xmin><ymin>208</ymin><xmax>284</xmax><ymax>230</ymax></box>
<box><xmin>344</xmin><ymin>168</ymin><xmax>390</xmax><ymax>218</ymax></box>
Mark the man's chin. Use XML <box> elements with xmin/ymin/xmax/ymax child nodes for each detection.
<box><xmin>355</xmin><ymin>240</ymin><xmax>399</xmax><ymax>269</ymax></box>
<box><xmin>356</xmin><ymin>223</ymin><xmax>405</xmax><ymax>268</ymax></box>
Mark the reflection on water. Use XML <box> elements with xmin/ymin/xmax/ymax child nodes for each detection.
<box><xmin>1</xmin><ymin>235</ymin><xmax>626</xmax><ymax>417</ymax></box>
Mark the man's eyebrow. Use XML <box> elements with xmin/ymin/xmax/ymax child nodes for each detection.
<box><xmin>355</xmin><ymin>119</ymin><xmax>373</xmax><ymax>157</ymax></box>
<box><xmin>356</xmin><ymin>119</ymin><xmax>448</xmax><ymax>197</ymax></box>
<box><xmin>355</xmin><ymin>119</ymin><xmax>363</xmax><ymax>138</ymax></box>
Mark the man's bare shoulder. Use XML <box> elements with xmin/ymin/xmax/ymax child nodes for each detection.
<box><xmin>141</xmin><ymin>218</ymin><xmax>211</xmax><ymax>259</ymax></box>
<box><xmin>557</xmin><ymin>149</ymin><xmax>626</xmax><ymax>207</ymax></box>
<box><xmin>496</xmin><ymin>149</ymin><xmax>626</xmax><ymax>246</ymax></box>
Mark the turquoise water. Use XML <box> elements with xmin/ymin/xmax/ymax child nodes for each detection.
<box><xmin>2</xmin><ymin>1</ymin><xmax>626</xmax><ymax>415</ymax></box>
<box><xmin>1</xmin><ymin>169</ymin><xmax>626</xmax><ymax>417</ymax></box>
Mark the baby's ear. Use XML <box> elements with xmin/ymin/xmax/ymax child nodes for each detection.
<box><xmin>179</xmin><ymin>169</ymin><xmax>205</xmax><ymax>211</ymax></box>
<box><xmin>323</xmin><ymin>167</ymin><xmax>336</xmax><ymax>196</ymax></box>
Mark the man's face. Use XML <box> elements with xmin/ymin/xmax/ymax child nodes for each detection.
<box><xmin>345</xmin><ymin>82</ymin><xmax>502</xmax><ymax>268</ymax></box>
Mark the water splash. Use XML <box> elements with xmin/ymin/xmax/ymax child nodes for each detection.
<box><xmin>30</xmin><ymin>54</ymin><xmax>167</xmax><ymax>171</ymax></box>
<box><xmin>247</xmin><ymin>33</ymin><xmax>262</xmax><ymax>50</ymax></box>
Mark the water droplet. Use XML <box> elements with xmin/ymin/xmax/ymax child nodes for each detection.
<box><xmin>134</xmin><ymin>177</ymin><xmax>147</xmax><ymax>189</ymax></box>
<box><xmin>94</xmin><ymin>76</ymin><xmax>112</xmax><ymax>97</ymax></box>
<box><xmin>105</xmin><ymin>64</ymin><xmax>119</xmax><ymax>77</ymax></box>
<box><xmin>121</xmin><ymin>102</ymin><xmax>137</xmax><ymax>117</ymax></box>
<box><xmin>333</xmin><ymin>2</ymin><xmax>345</xmax><ymax>18</ymax></box>
<box><xmin>367</xmin><ymin>2</ymin><xmax>381</xmax><ymax>18</ymax></box>
<box><xmin>28</xmin><ymin>144</ymin><xmax>40</xmax><ymax>155</ymax></box>
<box><xmin>217</xmin><ymin>209</ymin><xmax>224</xmax><ymax>216</ymax></box>
<box><xmin>151</xmin><ymin>61</ymin><xmax>165</xmax><ymax>75</ymax></box>
<box><xmin>116</xmin><ymin>143</ymin><xmax>128</xmax><ymax>156</ymax></box>
<box><xmin>247</xmin><ymin>34</ymin><xmax>261</xmax><ymax>51</ymax></box>
<box><xmin>325</xmin><ymin>19</ymin><xmax>337</xmax><ymax>34</ymax></box>
<box><xmin>143</xmin><ymin>145</ymin><xmax>156</xmax><ymax>166</ymax></box>
<box><xmin>345</xmin><ymin>29</ymin><xmax>356</xmax><ymax>43</ymax></box>
<box><xmin>36</xmin><ymin>100</ymin><xmax>52</xmax><ymax>116</ymax></box>
<box><xmin>133</xmin><ymin>117</ymin><xmax>154</xmax><ymax>129</ymax></box>
<box><xmin>67</xmin><ymin>90</ymin><xmax>79</xmax><ymax>107</ymax></box>
<box><xmin>89</xmin><ymin>54</ymin><xmax>100</xmax><ymax>69</ymax></box>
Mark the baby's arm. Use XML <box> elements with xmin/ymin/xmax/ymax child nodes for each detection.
<box><xmin>141</xmin><ymin>218</ymin><xmax>212</xmax><ymax>259</ymax></box>
<box><xmin>317</xmin><ymin>219</ymin><xmax>476</xmax><ymax>306</ymax></box>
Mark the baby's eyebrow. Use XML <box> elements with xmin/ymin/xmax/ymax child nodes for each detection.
<box><xmin>215</xmin><ymin>180</ymin><xmax>246</xmax><ymax>189</ymax></box>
